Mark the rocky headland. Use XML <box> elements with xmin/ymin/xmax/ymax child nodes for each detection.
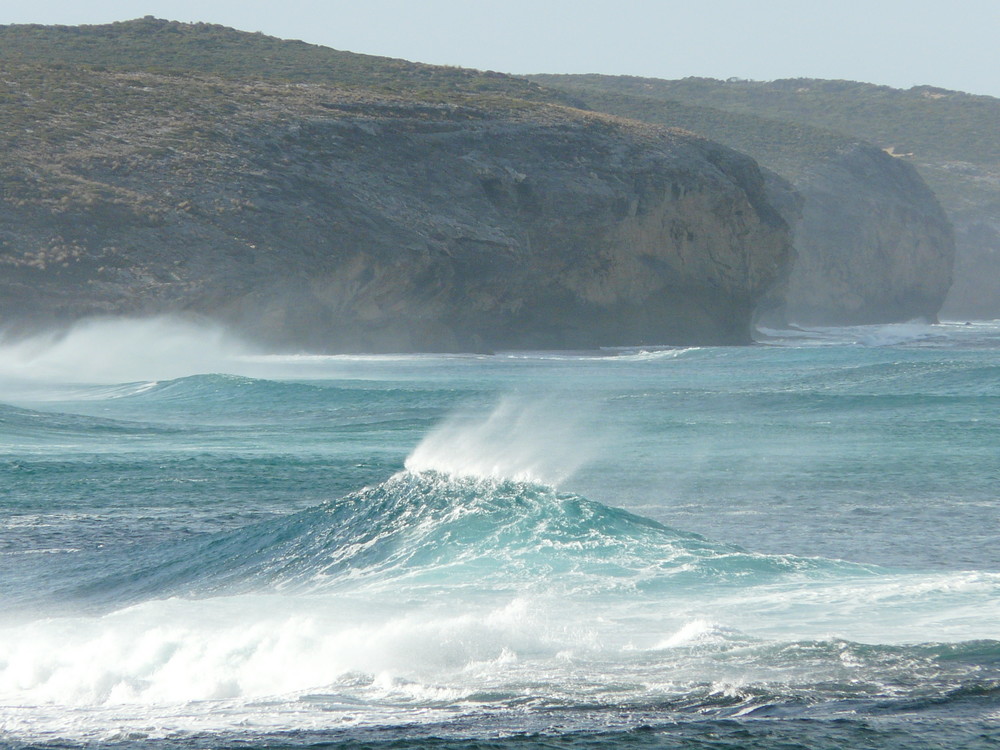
<box><xmin>535</xmin><ymin>75</ymin><xmax>1000</xmax><ymax>321</ymax></box>
<box><xmin>532</xmin><ymin>75</ymin><xmax>957</xmax><ymax>326</ymax></box>
<box><xmin>781</xmin><ymin>142</ymin><xmax>952</xmax><ymax>325</ymax></box>
<box><xmin>0</xmin><ymin>31</ymin><xmax>792</xmax><ymax>350</ymax></box>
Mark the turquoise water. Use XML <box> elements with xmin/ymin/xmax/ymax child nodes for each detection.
<box><xmin>1</xmin><ymin>318</ymin><xmax>999</xmax><ymax>749</ymax></box>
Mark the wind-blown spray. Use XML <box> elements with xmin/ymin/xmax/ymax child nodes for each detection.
<box><xmin>0</xmin><ymin>315</ymin><xmax>251</xmax><ymax>384</ymax></box>
<box><xmin>404</xmin><ymin>395</ymin><xmax>599</xmax><ymax>486</ymax></box>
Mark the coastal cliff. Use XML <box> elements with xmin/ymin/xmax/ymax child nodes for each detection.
<box><xmin>533</xmin><ymin>75</ymin><xmax>957</xmax><ymax>326</ymax></box>
<box><xmin>0</xmin><ymin>60</ymin><xmax>791</xmax><ymax>350</ymax></box>
<box><xmin>783</xmin><ymin>143</ymin><xmax>953</xmax><ymax>324</ymax></box>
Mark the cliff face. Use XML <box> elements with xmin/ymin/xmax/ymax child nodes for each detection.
<box><xmin>0</xmin><ymin>69</ymin><xmax>792</xmax><ymax>351</ymax></box>
<box><xmin>780</xmin><ymin>144</ymin><xmax>954</xmax><ymax>325</ymax></box>
<box><xmin>939</xmin><ymin>218</ymin><xmax>1000</xmax><ymax>320</ymax></box>
<box><xmin>531</xmin><ymin>76</ymin><xmax>957</xmax><ymax>327</ymax></box>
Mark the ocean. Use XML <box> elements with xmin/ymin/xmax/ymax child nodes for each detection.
<box><xmin>1</xmin><ymin>317</ymin><xmax>998</xmax><ymax>749</ymax></box>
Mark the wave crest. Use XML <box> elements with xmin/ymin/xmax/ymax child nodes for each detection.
<box><xmin>57</xmin><ymin>471</ymin><xmax>867</xmax><ymax>610</ymax></box>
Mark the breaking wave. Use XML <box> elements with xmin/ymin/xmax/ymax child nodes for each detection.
<box><xmin>47</xmin><ymin>471</ymin><xmax>871</xmax><ymax>609</ymax></box>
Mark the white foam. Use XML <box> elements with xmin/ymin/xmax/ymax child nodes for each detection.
<box><xmin>756</xmin><ymin>319</ymin><xmax>949</xmax><ymax>347</ymax></box>
<box><xmin>0</xmin><ymin>594</ymin><xmax>566</xmax><ymax>708</ymax></box>
<box><xmin>854</xmin><ymin>321</ymin><xmax>939</xmax><ymax>347</ymax></box>
<box><xmin>654</xmin><ymin>619</ymin><xmax>745</xmax><ymax>649</ymax></box>
<box><xmin>2</xmin><ymin>566</ymin><xmax>999</xmax><ymax>741</ymax></box>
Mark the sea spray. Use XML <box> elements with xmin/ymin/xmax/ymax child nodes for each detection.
<box><xmin>404</xmin><ymin>395</ymin><xmax>601</xmax><ymax>486</ymax></box>
<box><xmin>0</xmin><ymin>315</ymin><xmax>253</xmax><ymax>385</ymax></box>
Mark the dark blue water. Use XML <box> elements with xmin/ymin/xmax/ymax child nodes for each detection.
<box><xmin>1</xmin><ymin>318</ymin><xmax>998</xmax><ymax>749</ymax></box>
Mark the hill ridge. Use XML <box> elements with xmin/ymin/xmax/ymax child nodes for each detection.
<box><xmin>0</xmin><ymin>17</ymin><xmax>578</xmax><ymax>106</ymax></box>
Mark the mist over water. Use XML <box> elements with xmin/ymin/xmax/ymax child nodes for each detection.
<box><xmin>0</xmin><ymin>316</ymin><xmax>254</xmax><ymax>386</ymax></box>
<box><xmin>2</xmin><ymin>318</ymin><xmax>1000</xmax><ymax>749</ymax></box>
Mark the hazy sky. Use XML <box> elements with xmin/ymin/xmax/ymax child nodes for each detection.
<box><xmin>3</xmin><ymin>0</ymin><xmax>1000</xmax><ymax>98</ymax></box>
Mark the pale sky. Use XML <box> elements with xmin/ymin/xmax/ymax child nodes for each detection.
<box><xmin>3</xmin><ymin>0</ymin><xmax>1000</xmax><ymax>98</ymax></box>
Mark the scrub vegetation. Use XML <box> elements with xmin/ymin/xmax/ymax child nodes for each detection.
<box><xmin>0</xmin><ymin>16</ymin><xmax>575</xmax><ymax>103</ymax></box>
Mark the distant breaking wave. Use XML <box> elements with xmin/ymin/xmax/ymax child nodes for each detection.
<box><xmin>0</xmin><ymin>316</ymin><xmax>252</xmax><ymax>385</ymax></box>
<box><xmin>756</xmin><ymin>318</ymin><xmax>1000</xmax><ymax>348</ymax></box>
